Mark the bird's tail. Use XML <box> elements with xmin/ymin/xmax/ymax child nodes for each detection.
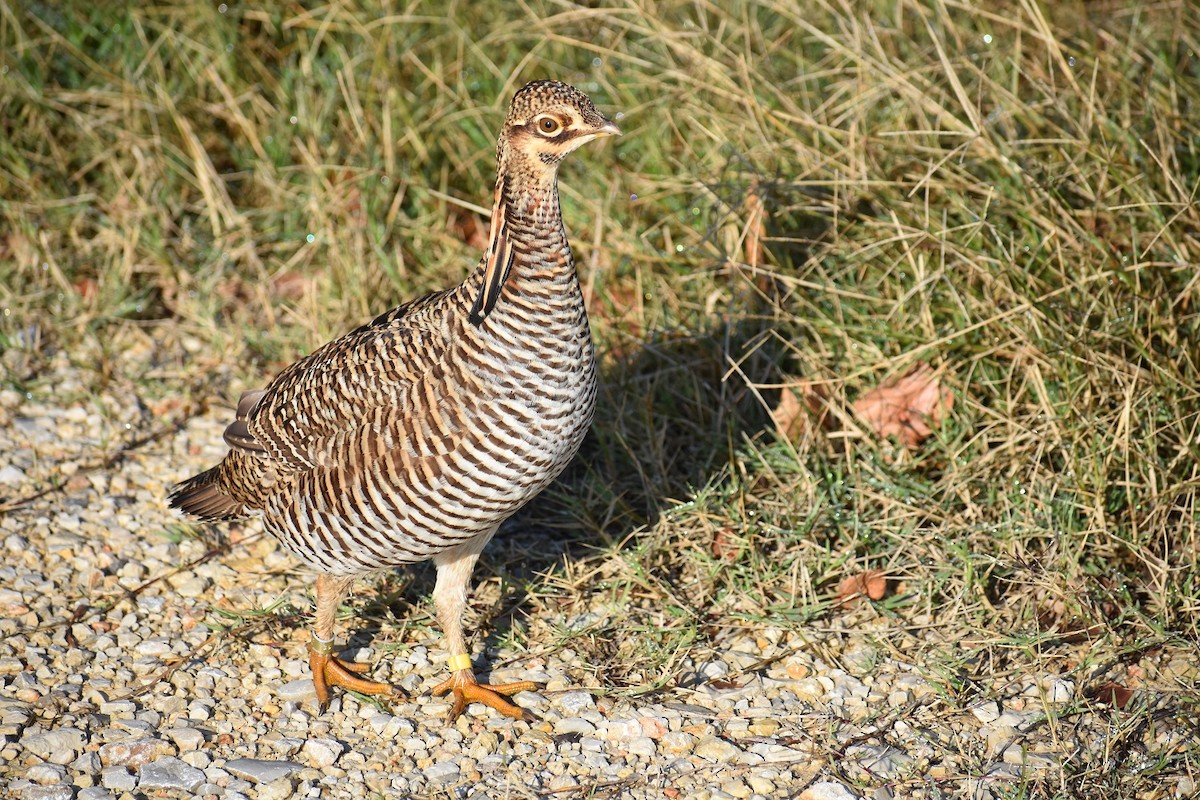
<box><xmin>168</xmin><ymin>465</ymin><xmax>247</xmax><ymax>522</ymax></box>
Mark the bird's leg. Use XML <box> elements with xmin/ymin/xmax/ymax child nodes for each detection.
<box><xmin>430</xmin><ymin>534</ymin><xmax>536</xmax><ymax>721</ymax></box>
<box><xmin>308</xmin><ymin>573</ymin><xmax>401</xmax><ymax>711</ymax></box>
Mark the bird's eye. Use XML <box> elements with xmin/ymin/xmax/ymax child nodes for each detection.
<box><xmin>537</xmin><ymin>117</ymin><xmax>561</xmax><ymax>134</ymax></box>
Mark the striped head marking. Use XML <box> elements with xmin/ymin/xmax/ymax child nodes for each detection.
<box><xmin>501</xmin><ymin>80</ymin><xmax>621</xmax><ymax>168</ymax></box>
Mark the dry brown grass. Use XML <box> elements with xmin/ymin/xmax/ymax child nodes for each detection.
<box><xmin>3</xmin><ymin>1</ymin><xmax>1199</xmax><ymax>795</ymax></box>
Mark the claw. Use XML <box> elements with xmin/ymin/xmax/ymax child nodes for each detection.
<box><xmin>308</xmin><ymin>640</ymin><xmax>402</xmax><ymax>711</ymax></box>
<box><xmin>431</xmin><ymin>669</ymin><xmax>537</xmax><ymax>721</ymax></box>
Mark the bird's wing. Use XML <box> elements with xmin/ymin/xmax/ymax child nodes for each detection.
<box><xmin>222</xmin><ymin>389</ymin><xmax>269</xmax><ymax>454</ymax></box>
<box><xmin>231</xmin><ymin>289</ymin><xmax>456</xmax><ymax>471</ymax></box>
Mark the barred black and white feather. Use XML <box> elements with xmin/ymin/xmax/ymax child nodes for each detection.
<box><xmin>170</xmin><ymin>80</ymin><xmax>619</xmax><ymax>581</ymax></box>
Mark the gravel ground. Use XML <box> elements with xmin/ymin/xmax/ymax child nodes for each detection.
<box><xmin>2</xmin><ymin>357</ymin><xmax>1198</xmax><ymax>800</ymax></box>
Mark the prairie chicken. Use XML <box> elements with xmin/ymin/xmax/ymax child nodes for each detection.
<box><xmin>170</xmin><ymin>80</ymin><xmax>620</xmax><ymax>720</ymax></box>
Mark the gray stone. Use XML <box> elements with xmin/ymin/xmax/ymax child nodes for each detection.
<box><xmin>556</xmin><ymin>691</ymin><xmax>595</xmax><ymax>715</ymax></box>
<box><xmin>547</xmin><ymin>774</ymin><xmax>579</xmax><ymax>791</ymax></box>
<box><xmin>423</xmin><ymin>761</ymin><xmax>460</xmax><ymax>783</ymax></box>
<box><xmin>1002</xmin><ymin>747</ymin><xmax>1060</xmax><ymax>769</ymax></box>
<box><xmin>69</xmin><ymin>752</ymin><xmax>101</xmax><ymax>774</ymax></box>
<box><xmin>276</xmin><ymin>679</ymin><xmax>316</xmax><ymax>702</ymax></box>
<box><xmin>99</xmin><ymin>767</ymin><xmax>136</xmax><ymax>792</ymax></box>
<box><xmin>301</xmin><ymin>737</ymin><xmax>344</xmax><ymax>768</ymax></box>
<box><xmin>601</xmin><ymin>717</ymin><xmax>642</xmax><ymax>741</ymax></box>
<box><xmin>748</xmin><ymin>774</ymin><xmax>777</xmax><ymax>795</ymax></box>
<box><xmin>660</xmin><ymin>731</ymin><xmax>696</xmax><ymax>754</ymax></box>
<box><xmin>224</xmin><ymin>758</ymin><xmax>305</xmax><ymax>784</ymax></box>
<box><xmin>110</xmin><ymin>718</ymin><xmax>155</xmax><ymax>735</ymax></box>
<box><xmin>0</xmin><ymin>465</ymin><xmax>26</xmax><ymax>485</ymax></box>
<box><xmin>134</xmin><ymin>638</ymin><xmax>172</xmax><ymax>657</ymax></box>
<box><xmin>26</xmin><ymin>763</ymin><xmax>67</xmax><ymax>785</ymax></box>
<box><xmin>137</xmin><ymin>757</ymin><xmax>205</xmax><ymax>793</ymax></box>
<box><xmin>847</xmin><ymin>744</ymin><xmax>912</xmax><ymax>779</ymax></box>
<box><xmin>77</xmin><ymin>789</ymin><xmax>114</xmax><ymax>800</ymax></box>
<box><xmin>748</xmin><ymin>742</ymin><xmax>810</xmax><ymax>763</ymax></box>
<box><xmin>17</xmin><ymin>786</ymin><xmax>74</xmax><ymax>800</ymax></box>
<box><xmin>799</xmin><ymin>782</ymin><xmax>862</xmax><ymax>800</ymax></box>
<box><xmin>985</xmin><ymin>725</ymin><xmax>1018</xmax><ymax>757</ymax></box>
<box><xmin>969</xmin><ymin>701</ymin><xmax>1001</xmax><ymax>724</ymax></box>
<box><xmin>257</xmin><ymin>778</ymin><xmax>297</xmax><ymax>800</ymax></box>
<box><xmin>20</xmin><ymin>728</ymin><xmax>86</xmax><ymax>764</ymax></box>
<box><xmin>367</xmin><ymin>714</ymin><xmax>414</xmax><ymax>738</ymax></box>
<box><xmin>263</xmin><ymin>735</ymin><xmax>304</xmax><ymax>757</ymax></box>
<box><xmin>626</xmin><ymin>736</ymin><xmax>657</xmax><ymax>758</ymax></box>
<box><xmin>97</xmin><ymin>701</ymin><xmax>135</xmax><ymax>716</ymax></box>
<box><xmin>554</xmin><ymin>717</ymin><xmax>596</xmax><ymax>736</ymax></box>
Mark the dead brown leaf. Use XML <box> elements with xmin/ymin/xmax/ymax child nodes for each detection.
<box><xmin>837</xmin><ymin>569</ymin><xmax>887</xmax><ymax>606</ymax></box>
<box><xmin>448</xmin><ymin>207</ymin><xmax>489</xmax><ymax>251</ymax></box>
<box><xmin>271</xmin><ymin>271</ymin><xmax>310</xmax><ymax>301</ymax></box>
<box><xmin>771</xmin><ymin>386</ymin><xmax>804</xmax><ymax>440</ymax></box>
<box><xmin>1086</xmin><ymin>682</ymin><xmax>1133</xmax><ymax>708</ymax></box>
<box><xmin>852</xmin><ymin>363</ymin><xmax>953</xmax><ymax>449</ymax></box>
<box><xmin>711</xmin><ymin>528</ymin><xmax>741</xmax><ymax>562</ymax></box>
<box><xmin>743</xmin><ymin>184</ymin><xmax>766</xmax><ymax>268</ymax></box>
<box><xmin>73</xmin><ymin>277</ymin><xmax>98</xmax><ymax>301</ymax></box>
<box><xmin>772</xmin><ymin>382</ymin><xmax>834</xmax><ymax>443</ymax></box>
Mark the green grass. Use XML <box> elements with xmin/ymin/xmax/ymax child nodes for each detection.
<box><xmin>3</xmin><ymin>1</ymin><xmax>1199</xmax><ymax>796</ymax></box>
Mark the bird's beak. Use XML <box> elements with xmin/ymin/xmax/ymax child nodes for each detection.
<box><xmin>596</xmin><ymin>119</ymin><xmax>622</xmax><ymax>137</ymax></box>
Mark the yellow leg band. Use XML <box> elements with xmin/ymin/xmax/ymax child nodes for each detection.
<box><xmin>446</xmin><ymin>654</ymin><xmax>473</xmax><ymax>672</ymax></box>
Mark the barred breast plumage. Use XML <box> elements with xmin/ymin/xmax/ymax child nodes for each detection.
<box><xmin>169</xmin><ymin>80</ymin><xmax>620</xmax><ymax>721</ymax></box>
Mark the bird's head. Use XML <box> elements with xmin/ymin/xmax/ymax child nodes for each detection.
<box><xmin>498</xmin><ymin>80</ymin><xmax>621</xmax><ymax>177</ymax></box>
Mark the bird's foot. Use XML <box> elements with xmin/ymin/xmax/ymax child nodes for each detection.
<box><xmin>431</xmin><ymin>665</ymin><xmax>537</xmax><ymax>722</ymax></box>
<box><xmin>308</xmin><ymin>638</ymin><xmax>402</xmax><ymax>712</ymax></box>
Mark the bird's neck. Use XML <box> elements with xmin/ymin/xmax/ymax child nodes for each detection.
<box><xmin>499</xmin><ymin>174</ymin><xmax>572</xmax><ymax>278</ymax></box>
<box><xmin>461</xmin><ymin>156</ymin><xmax>582</xmax><ymax>329</ymax></box>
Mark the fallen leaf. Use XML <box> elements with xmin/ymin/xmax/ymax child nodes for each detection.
<box><xmin>711</xmin><ymin>528</ymin><xmax>741</xmax><ymax>562</ymax></box>
<box><xmin>271</xmin><ymin>271</ymin><xmax>309</xmax><ymax>301</ymax></box>
<box><xmin>837</xmin><ymin>569</ymin><xmax>888</xmax><ymax>605</ymax></box>
<box><xmin>1086</xmin><ymin>682</ymin><xmax>1133</xmax><ymax>708</ymax></box>
<box><xmin>772</xmin><ymin>382</ymin><xmax>833</xmax><ymax>443</ymax></box>
<box><xmin>743</xmin><ymin>184</ymin><xmax>767</xmax><ymax>268</ymax></box>
<box><xmin>771</xmin><ymin>387</ymin><xmax>804</xmax><ymax>439</ymax></box>
<box><xmin>448</xmin><ymin>206</ymin><xmax>489</xmax><ymax>251</ymax></box>
<box><xmin>852</xmin><ymin>363</ymin><xmax>953</xmax><ymax>449</ymax></box>
<box><xmin>74</xmin><ymin>277</ymin><xmax>98</xmax><ymax>301</ymax></box>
